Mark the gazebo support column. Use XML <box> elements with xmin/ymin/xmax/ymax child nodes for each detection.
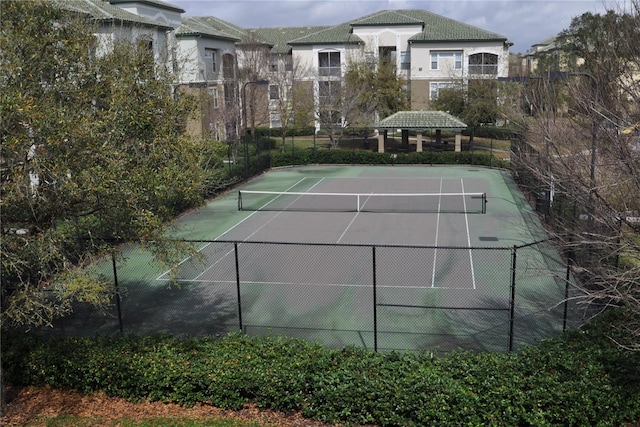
<box><xmin>455</xmin><ymin>131</ymin><xmax>462</xmax><ymax>152</ymax></box>
<box><xmin>416</xmin><ymin>132</ymin><xmax>423</xmax><ymax>152</ymax></box>
<box><xmin>377</xmin><ymin>130</ymin><xmax>385</xmax><ymax>153</ymax></box>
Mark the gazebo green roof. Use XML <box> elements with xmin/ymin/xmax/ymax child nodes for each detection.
<box><xmin>378</xmin><ymin>111</ymin><xmax>467</xmax><ymax>130</ymax></box>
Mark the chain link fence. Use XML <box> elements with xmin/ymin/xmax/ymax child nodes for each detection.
<box><xmin>49</xmin><ymin>239</ymin><xmax>586</xmax><ymax>353</ymax></box>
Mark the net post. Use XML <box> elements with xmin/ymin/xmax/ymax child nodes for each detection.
<box><xmin>483</xmin><ymin>192</ymin><xmax>487</xmax><ymax>214</ymax></box>
<box><xmin>238</xmin><ymin>191</ymin><xmax>242</xmax><ymax>211</ymax></box>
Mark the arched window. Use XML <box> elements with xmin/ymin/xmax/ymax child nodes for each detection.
<box><xmin>468</xmin><ymin>53</ymin><xmax>498</xmax><ymax>75</ymax></box>
<box><xmin>222</xmin><ymin>53</ymin><xmax>235</xmax><ymax>79</ymax></box>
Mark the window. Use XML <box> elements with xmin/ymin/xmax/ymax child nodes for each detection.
<box><xmin>379</xmin><ymin>46</ymin><xmax>397</xmax><ymax>68</ymax></box>
<box><xmin>318</xmin><ymin>51</ymin><xmax>341</xmax><ymax>76</ymax></box>
<box><xmin>269</xmin><ymin>84</ymin><xmax>279</xmax><ymax>100</ymax></box>
<box><xmin>222</xmin><ymin>53</ymin><xmax>235</xmax><ymax>79</ymax></box>
<box><xmin>208</xmin><ymin>87</ymin><xmax>219</xmax><ymax>108</ymax></box>
<box><xmin>270</xmin><ymin>55</ymin><xmax>279</xmax><ymax>72</ymax></box>
<box><xmin>223</xmin><ymin>82</ymin><xmax>236</xmax><ymax>106</ymax></box>
<box><xmin>319</xmin><ymin>80</ymin><xmax>341</xmax><ymax>101</ymax></box>
<box><xmin>284</xmin><ymin>55</ymin><xmax>293</xmax><ymax>72</ymax></box>
<box><xmin>430</xmin><ymin>82</ymin><xmax>457</xmax><ymax>100</ymax></box>
<box><xmin>204</xmin><ymin>48</ymin><xmax>218</xmax><ymax>80</ymax></box>
<box><xmin>400</xmin><ymin>51</ymin><xmax>410</xmax><ymax>70</ymax></box>
<box><xmin>430</xmin><ymin>51</ymin><xmax>462</xmax><ymax>70</ymax></box>
<box><xmin>468</xmin><ymin>53</ymin><xmax>498</xmax><ymax>75</ymax></box>
<box><xmin>270</xmin><ymin>112</ymin><xmax>282</xmax><ymax>128</ymax></box>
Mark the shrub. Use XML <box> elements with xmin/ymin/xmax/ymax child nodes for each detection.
<box><xmin>4</xmin><ymin>312</ymin><xmax>640</xmax><ymax>426</ymax></box>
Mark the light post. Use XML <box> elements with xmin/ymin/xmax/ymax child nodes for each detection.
<box><xmin>242</xmin><ymin>79</ymin><xmax>269</xmax><ymax>179</ymax></box>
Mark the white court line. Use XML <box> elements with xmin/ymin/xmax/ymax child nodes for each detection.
<box><xmin>460</xmin><ymin>178</ymin><xmax>477</xmax><ymax>289</ymax></box>
<box><xmin>156</xmin><ymin>177</ymin><xmax>322</xmax><ymax>281</ymax></box>
<box><xmin>336</xmin><ymin>194</ymin><xmax>373</xmax><ymax>243</ymax></box>
<box><xmin>431</xmin><ymin>179</ymin><xmax>443</xmax><ymax>287</ymax></box>
<box><xmin>171</xmin><ymin>279</ymin><xmax>469</xmax><ymax>290</ymax></box>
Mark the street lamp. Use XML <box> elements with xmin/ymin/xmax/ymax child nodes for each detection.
<box><xmin>242</xmin><ymin>79</ymin><xmax>270</xmax><ymax>179</ymax></box>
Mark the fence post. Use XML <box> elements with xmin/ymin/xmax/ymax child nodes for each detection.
<box><xmin>563</xmin><ymin>258</ymin><xmax>571</xmax><ymax>332</ymax></box>
<box><xmin>373</xmin><ymin>246</ymin><xmax>378</xmax><ymax>352</ymax></box>
<box><xmin>508</xmin><ymin>245</ymin><xmax>517</xmax><ymax>352</ymax></box>
<box><xmin>111</xmin><ymin>251</ymin><xmax>123</xmax><ymax>334</ymax></box>
<box><xmin>234</xmin><ymin>242</ymin><xmax>243</xmax><ymax>332</ymax></box>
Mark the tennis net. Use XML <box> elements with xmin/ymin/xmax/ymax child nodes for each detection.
<box><xmin>238</xmin><ymin>190</ymin><xmax>487</xmax><ymax>214</ymax></box>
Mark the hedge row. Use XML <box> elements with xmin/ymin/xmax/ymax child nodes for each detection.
<box><xmin>255</xmin><ymin>126</ymin><xmax>519</xmax><ymax>140</ymax></box>
<box><xmin>4</xmin><ymin>311</ymin><xmax>640</xmax><ymax>426</ymax></box>
<box><xmin>269</xmin><ymin>149</ymin><xmax>509</xmax><ymax>169</ymax></box>
<box><xmin>252</xmin><ymin>126</ymin><xmax>316</xmax><ymax>138</ymax></box>
<box><xmin>462</xmin><ymin>125</ymin><xmax>521</xmax><ymax>140</ymax></box>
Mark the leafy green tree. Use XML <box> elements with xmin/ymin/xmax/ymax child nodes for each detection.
<box><xmin>0</xmin><ymin>0</ymin><xmax>204</xmax><ymax>328</ymax></box>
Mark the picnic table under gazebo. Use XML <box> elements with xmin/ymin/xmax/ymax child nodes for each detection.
<box><xmin>375</xmin><ymin>110</ymin><xmax>467</xmax><ymax>153</ymax></box>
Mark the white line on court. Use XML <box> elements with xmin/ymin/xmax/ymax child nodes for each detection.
<box><xmin>460</xmin><ymin>178</ymin><xmax>477</xmax><ymax>289</ymax></box>
<box><xmin>430</xmin><ymin>179</ymin><xmax>443</xmax><ymax>287</ymax></box>
<box><xmin>169</xmin><ymin>279</ymin><xmax>469</xmax><ymax>290</ymax></box>
<box><xmin>157</xmin><ymin>177</ymin><xmax>322</xmax><ymax>281</ymax></box>
<box><xmin>335</xmin><ymin>194</ymin><xmax>373</xmax><ymax>243</ymax></box>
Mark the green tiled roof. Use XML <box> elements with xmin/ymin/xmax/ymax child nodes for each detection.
<box><xmin>378</xmin><ymin>111</ymin><xmax>467</xmax><ymax>130</ymax></box>
<box><xmin>351</xmin><ymin>10</ymin><xmax>425</xmax><ymax>26</ymax></box>
<box><xmin>405</xmin><ymin>9</ymin><xmax>508</xmax><ymax>42</ymax></box>
<box><xmin>288</xmin><ymin>23</ymin><xmax>364</xmax><ymax>46</ymax></box>
<box><xmin>251</xmin><ymin>26</ymin><xmax>330</xmax><ymax>54</ymax></box>
<box><xmin>59</xmin><ymin>0</ymin><xmax>173</xmax><ymax>29</ymax></box>
<box><xmin>177</xmin><ymin>16</ymin><xmax>244</xmax><ymax>41</ymax></box>
<box><xmin>349</xmin><ymin>9</ymin><xmax>507</xmax><ymax>43</ymax></box>
<box><xmin>109</xmin><ymin>0</ymin><xmax>185</xmax><ymax>13</ymax></box>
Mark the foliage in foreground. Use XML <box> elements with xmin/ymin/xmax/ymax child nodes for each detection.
<box><xmin>4</xmin><ymin>311</ymin><xmax>640</xmax><ymax>426</ymax></box>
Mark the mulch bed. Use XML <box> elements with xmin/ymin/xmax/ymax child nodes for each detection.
<box><xmin>2</xmin><ymin>385</ymin><xmax>370</xmax><ymax>427</ymax></box>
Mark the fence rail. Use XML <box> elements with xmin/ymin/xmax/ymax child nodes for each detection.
<box><xmin>49</xmin><ymin>239</ymin><xmax>586</xmax><ymax>353</ymax></box>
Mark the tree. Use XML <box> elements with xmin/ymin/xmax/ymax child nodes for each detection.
<box><xmin>315</xmin><ymin>58</ymin><xmax>409</xmax><ymax>148</ymax></box>
<box><xmin>432</xmin><ymin>80</ymin><xmax>499</xmax><ymax>144</ymax></box>
<box><xmin>514</xmin><ymin>2</ymin><xmax>640</xmax><ymax>349</ymax></box>
<box><xmin>347</xmin><ymin>58</ymin><xmax>410</xmax><ymax>120</ymax></box>
<box><xmin>0</xmin><ymin>0</ymin><xmax>205</xmax><ymax>328</ymax></box>
<box><xmin>266</xmin><ymin>54</ymin><xmax>311</xmax><ymax>152</ymax></box>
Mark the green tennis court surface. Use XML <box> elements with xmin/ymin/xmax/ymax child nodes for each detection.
<box><xmin>50</xmin><ymin>166</ymin><xmax>581</xmax><ymax>352</ymax></box>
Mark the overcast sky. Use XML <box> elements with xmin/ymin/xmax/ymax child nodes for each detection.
<box><xmin>170</xmin><ymin>0</ymin><xmax>619</xmax><ymax>53</ymax></box>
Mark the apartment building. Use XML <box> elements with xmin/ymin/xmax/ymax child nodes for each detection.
<box><xmin>61</xmin><ymin>1</ymin><xmax>511</xmax><ymax>138</ymax></box>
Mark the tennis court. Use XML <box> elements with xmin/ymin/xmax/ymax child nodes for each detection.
<box><xmin>51</xmin><ymin>165</ymin><xmax>577</xmax><ymax>352</ymax></box>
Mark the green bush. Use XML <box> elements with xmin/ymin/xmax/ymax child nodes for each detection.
<box><xmin>4</xmin><ymin>312</ymin><xmax>640</xmax><ymax>426</ymax></box>
<box><xmin>253</xmin><ymin>126</ymin><xmax>316</xmax><ymax>138</ymax></box>
<box><xmin>268</xmin><ymin>148</ymin><xmax>508</xmax><ymax>169</ymax></box>
<box><xmin>462</xmin><ymin>125</ymin><xmax>521</xmax><ymax>140</ymax></box>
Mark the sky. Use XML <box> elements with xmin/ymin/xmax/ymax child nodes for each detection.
<box><xmin>169</xmin><ymin>0</ymin><xmax>618</xmax><ymax>54</ymax></box>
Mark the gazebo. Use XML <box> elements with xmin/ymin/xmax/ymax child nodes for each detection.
<box><xmin>376</xmin><ymin>111</ymin><xmax>467</xmax><ymax>153</ymax></box>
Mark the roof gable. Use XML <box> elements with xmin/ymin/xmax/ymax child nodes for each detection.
<box><xmin>351</xmin><ymin>10</ymin><xmax>425</xmax><ymax>26</ymax></box>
